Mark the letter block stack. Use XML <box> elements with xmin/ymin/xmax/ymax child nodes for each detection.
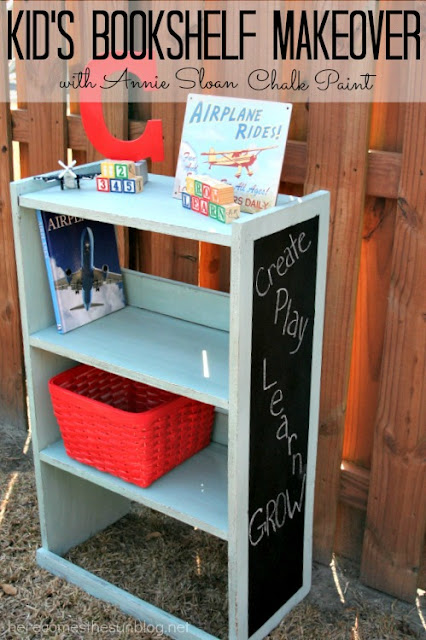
<box><xmin>182</xmin><ymin>175</ymin><xmax>240</xmax><ymax>224</ymax></box>
<box><xmin>96</xmin><ymin>160</ymin><xmax>145</xmax><ymax>194</ymax></box>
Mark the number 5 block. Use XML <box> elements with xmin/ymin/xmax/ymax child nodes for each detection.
<box><xmin>123</xmin><ymin>177</ymin><xmax>144</xmax><ymax>194</ymax></box>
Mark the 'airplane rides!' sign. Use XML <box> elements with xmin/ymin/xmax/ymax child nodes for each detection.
<box><xmin>173</xmin><ymin>94</ymin><xmax>292</xmax><ymax>214</ymax></box>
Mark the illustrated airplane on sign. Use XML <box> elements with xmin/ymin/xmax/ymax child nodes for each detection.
<box><xmin>54</xmin><ymin>227</ymin><xmax>122</xmax><ymax>311</ymax></box>
<box><xmin>201</xmin><ymin>145</ymin><xmax>278</xmax><ymax>178</ymax></box>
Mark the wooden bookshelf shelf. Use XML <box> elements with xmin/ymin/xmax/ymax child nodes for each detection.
<box><xmin>30</xmin><ymin>305</ymin><xmax>230</xmax><ymax>410</ymax></box>
<box><xmin>40</xmin><ymin>440</ymin><xmax>228</xmax><ymax>540</ymax></box>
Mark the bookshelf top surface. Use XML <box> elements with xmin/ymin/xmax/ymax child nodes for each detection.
<box><xmin>19</xmin><ymin>174</ymin><xmax>239</xmax><ymax>246</ymax></box>
<box><xmin>18</xmin><ymin>174</ymin><xmax>294</xmax><ymax>247</ymax></box>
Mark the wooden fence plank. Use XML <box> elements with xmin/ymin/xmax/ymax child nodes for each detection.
<box><xmin>66</xmin><ymin>0</ymin><xmax>89</xmax><ymax>167</ymax></box>
<box><xmin>340</xmin><ymin>463</ymin><xmax>370</xmax><ymax>512</ymax></box>
<box><xmin>304</xmin><ymin>103</ymin><xmax>371</xmax><ymax>565</ymax></box>
<box><xmin>12</xmin><ymin>111</ymin><xmax>404</xmax><ymax>201</ymax></box>
<box><xmin>131</xmin><ymin>2</ymin><xmax>195</xmax><ymax>282</ymax></box>
<box><xmin>344</xmin><ymin>104</ymin><xmax>404</xmax><ymax>470</ymax></box>
<box><xmin>142</xmin><ymin>102</ymin><xmax>199</xmax><ymax>285</ymax></box>
<box><xmin>21</xmin><ymin>102</ymin><xmax>67</xmax><ymax>176</ymax></box>
<box><xmin>343</xmin><ymin>195</ymin><xmax>394</xmax><ymax>465</ymax></box>
<box><xmin>337</xmin><ymin>0</ymin><xmax>407</xmax><ymax>558</ymax></box>
<box><xmin>336</xmin><ymin>102</ymin><xmax>405</xmax><ymax>562</ymax></box>
<box><xmin>0</xmin><ymin>3</ymin><xmax>26</xmax><ymax>429</ymax></box>
<box><xmin>335</xmin><ymin>198</ymin><xmax>395</xmax><ymax>561</ymax></box>
<box><xmin>361</xmin><ymin>94</ymin><xmax>426</xmax><ymax>602</ymax></box>
<box><xmin>13</xmin><ymin>2</ymin><xmax>30</xmax><ymax>180</ymax></box>
<box><xmin>67</xmin><ymin>0</ymin><xmax>129</xmax><ymax>266</ymax></box>
<box><xmin>13</xmin><ymin>0</ymin><xmax>67</xmax><ymax>177</ymax></box>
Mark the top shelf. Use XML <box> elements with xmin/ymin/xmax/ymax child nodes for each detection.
<box><xmin>18</xmin><ymin>174</ymin><xmax>293</xmax><ymax>247</ymax></box>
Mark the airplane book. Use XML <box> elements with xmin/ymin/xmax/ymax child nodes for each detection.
<box><xmin>37</xmin><ymin>211</ymin><xmax>126</xmax><ymax>333</ymax></box>
<box><xmin>173</xmin><ymin>94</ymin><xmax>292</xmax><ymax>214</ymax></box>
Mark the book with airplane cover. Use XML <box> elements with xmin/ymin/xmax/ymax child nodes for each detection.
<box><xmin>173</xmin><ymin>94</ymin><xmax>292</xmax><ymax>214</ymax></box>
<box><xmin>37</xmin><ymin>211</ymin><xmax>126</xmax><ymax>333</ymax></box>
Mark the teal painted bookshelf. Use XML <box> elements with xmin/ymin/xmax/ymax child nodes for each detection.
<box><xmin>11</xmin><ymin>167</ymin><xmax>329</xmax><ymax>640</ymax></box>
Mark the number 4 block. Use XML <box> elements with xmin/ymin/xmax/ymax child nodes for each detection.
<box><xmin>110</xmin><ymin>179</ymin><xmax>123</xmax><ymax>193</ymax></box>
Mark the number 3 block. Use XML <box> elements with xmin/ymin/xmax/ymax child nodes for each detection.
<box><xmin>96</xmin><ymin>176</ymin><xmax>110</xmax><ymax>192</ymax></box>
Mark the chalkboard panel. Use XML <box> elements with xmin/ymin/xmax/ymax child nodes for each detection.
<box><xmin>249</xmin><ymin>215</ymin><xmax>319</xmax><ymax>636</ymax></box>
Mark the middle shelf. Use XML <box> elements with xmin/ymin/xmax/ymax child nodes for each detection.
<box><xmin>30</xmin><ymin>305</ymin><xmax>230</xmax><ymax>410</ymax></box>
<box><xmin>40</xmin><ymin>439</ymin><xmax>228</xmax><ymax>540</ymax></box>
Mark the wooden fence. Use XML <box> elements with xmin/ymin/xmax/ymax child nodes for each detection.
<box><xmin>0</xmin><ymin>1</ymin><xmax>425</xmax><ymax>606</ymax></box>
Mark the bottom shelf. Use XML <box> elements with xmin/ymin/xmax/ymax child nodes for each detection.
<box><xmin>37</xmin><ymin>548</ymin><xmax>219</xmax><ymax>640</ymax></box>
<box><xmin>40</xmin><ymin>440</ymin><xmax>228</xmax><ymax>540</ymax></box>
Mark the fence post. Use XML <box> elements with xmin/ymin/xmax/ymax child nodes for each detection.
<box><xmin>336</xmin><ymin>100</ymin><xmax>404</xmax><ymax>560</ymax></box>
<box><xmin>304</xmin><ymin>103</ymin><xmax>371</xmax><ymax>564</ymax></box>
<box><xmin>361</xmin><ymin>91</ymin><xmax>426</xmax><ymax>601</ymax></box>
<box><xmin>0</xmin><ymin>3</ymin><xmax>26</xmax><ymax>429</ymax></box>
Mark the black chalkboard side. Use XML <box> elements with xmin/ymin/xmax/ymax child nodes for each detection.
<box><xmin>248</xmin><ymin>215</ymin><xmax>319</xmax><ymax>637</ymax></box>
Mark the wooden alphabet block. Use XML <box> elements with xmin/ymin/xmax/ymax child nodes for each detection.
<box><xmin>96</xmin><ymin>176</ymin><xmax>110</xmax><ymax>192</ymax></box>
<box><xmin>216</xmin><ymin>204</ymin><xmax>226</xmax><ymax>223</ymax></box>
<box><xmin>115</xmin><ymin>161</ymin><xmax>136</xmax><ymax>180</ymax></box>
<box><xmin>123</xmin><ymin>179</ymin><xmax>135</xmax><ymax>193</ymax></box>
<box><xmin>211</xmin><ymin>187</ymin><xmax>220</xmax><ymax>204</ymax></box>
<box><xmin>181</xmin><ymin>191</ymin><xmax>192</xmax><ymax>209</ymax></box>
<box><xmin>135</xmin><ymin>176</ymin><xmax>144</xmax><ymax>193</ymax></box>
<box><xmin>100</xmin><ymin>161</ymin><xmax>115</xmax><ymax>179</ymax></box>
<box><xmin>221</xmin><ymin>203</ymin><xmax>241</xmax><ymax>224</ymax></box>
<box><xmin>200</xmin><ymin>198</ymin><xmax>209</xmax><ymax>216</ymax></box>
<box><xmin>110</xmin><ymin>178</ymin><xmax>123</xmax><ymax>193</ymax></box>
<box><xmin>208</xmin><ymin>202</ymin><xmax>218</xmax><ymax>219</ymax></box>
<box><xmin>191</xmin><ymin>195</ymin><xmax>201</xmax><ymax>212</ymax></box>
<box><xmin>114</xmin><ymin>163</ymin><xmax>129</xmax><ymax>180</ymax></box>
<box><xmin>186</xmin><ymin>175</ymin><xmax>195</xmax><ymax>196</ymax></box>
<box><xmin>194</xmin><ymin>179</ymin><xmax>203</xmax><ymax>198</ymax></box>
<box><xmin>211</xmin><ymin>183</ymin><xmax>234</xmax><ymax>205</ymax></box>
<box><xmin>122</xmin><ymin>177</ymin><xmax>144</xmax><ymax>194</ymax></box>
<box><xmin>202</xmin><ymin>183</ymin><xmax>212</xmax><ymax>200</ymax></box>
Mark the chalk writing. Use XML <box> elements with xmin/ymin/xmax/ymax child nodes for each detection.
<box><xmin>249</xmin><ymin>475</ymin><xmax>306</xmax><ymax>547</ymax></box>
<box><xmin>249</xmin><ymin>215</ymin><xmax>319</xmax><ymax>636</ymax></box>
<box><xmin>249</xmin><ymin>357</ymin><xmax>307</xmax><ymax>548</ymax></box>
<box><xmin>255</xmin><ymin>231</ymin><xmax>311</xmax><ymax>297</ymax></box>
<box><xmin>274</xmin><ymin>288</ymin><xmax>309</xmax><ymax>354</ymax></box>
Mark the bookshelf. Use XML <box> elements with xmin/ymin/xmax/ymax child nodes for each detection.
<box><xmin>11</xmin><ymin>168</ymin><xmax>329</xmax><ymax>640</ymax></box>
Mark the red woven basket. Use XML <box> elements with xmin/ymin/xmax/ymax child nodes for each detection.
<box><xmin>48</xmin><ymin>364</ymin><xmax>214</xmax><ymax>488</ymax></box>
